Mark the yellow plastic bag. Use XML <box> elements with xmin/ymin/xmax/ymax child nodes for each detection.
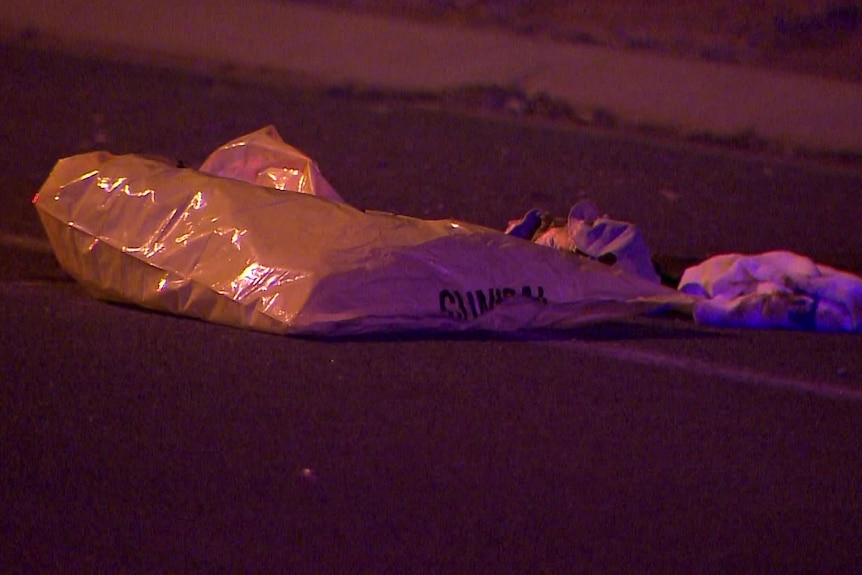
<box><xmin>33</xmin><ymin>127</ymin><xmax>694</xmax><ymax>335</ymax></box>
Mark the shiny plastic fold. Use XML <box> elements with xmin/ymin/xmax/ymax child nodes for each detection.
<box><xmin>33</xmin><ymin>127</ymin><xmax>694</xmax><ymax>336</ymax></box>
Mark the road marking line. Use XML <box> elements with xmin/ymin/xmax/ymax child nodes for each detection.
<box><xmin>0</xmin><ymin>232</ymin><xmax>54</xmax><ymax>254</ymax></box>
<box><xmin>558</xmin><ymin>339</ymin><xmax>862</xmax><ymax>402</ymax></box>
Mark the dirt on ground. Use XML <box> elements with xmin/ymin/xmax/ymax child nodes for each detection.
<box><xmin>290</xmin><ymin>0</ymin><xmax>862</xmax><ymax>83</ymax></box>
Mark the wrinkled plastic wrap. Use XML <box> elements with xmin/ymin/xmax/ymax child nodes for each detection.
<box><xmin>32</xmin><ymin>127</ymin><xmax>695</xmax><ymax>336</ymax></box>
<box><xmin>199</xmin><ymin>126</ymin><xmax>344</xmax><ymax>203</ymax></box>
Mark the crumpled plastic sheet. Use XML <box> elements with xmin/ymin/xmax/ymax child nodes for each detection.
<box><xmin>680</xmin><ymin>251</ymin><xmax>862</xmax><ymax>332</ymax></box>
<box><xmin>33</xmin><ymin>126</ymin><xmax>695</xmax><ymax>336</ymax></box>
<box><xmin>199</xmin><ymin>125</ymin><xmax>344</xmax><ymax>203</ymax></box>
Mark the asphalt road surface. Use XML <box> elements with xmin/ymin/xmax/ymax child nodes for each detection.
<box><xmin>2</xmin><ymin>44</ymin><xmax>862</xmax><ymax>572</ymax></box>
